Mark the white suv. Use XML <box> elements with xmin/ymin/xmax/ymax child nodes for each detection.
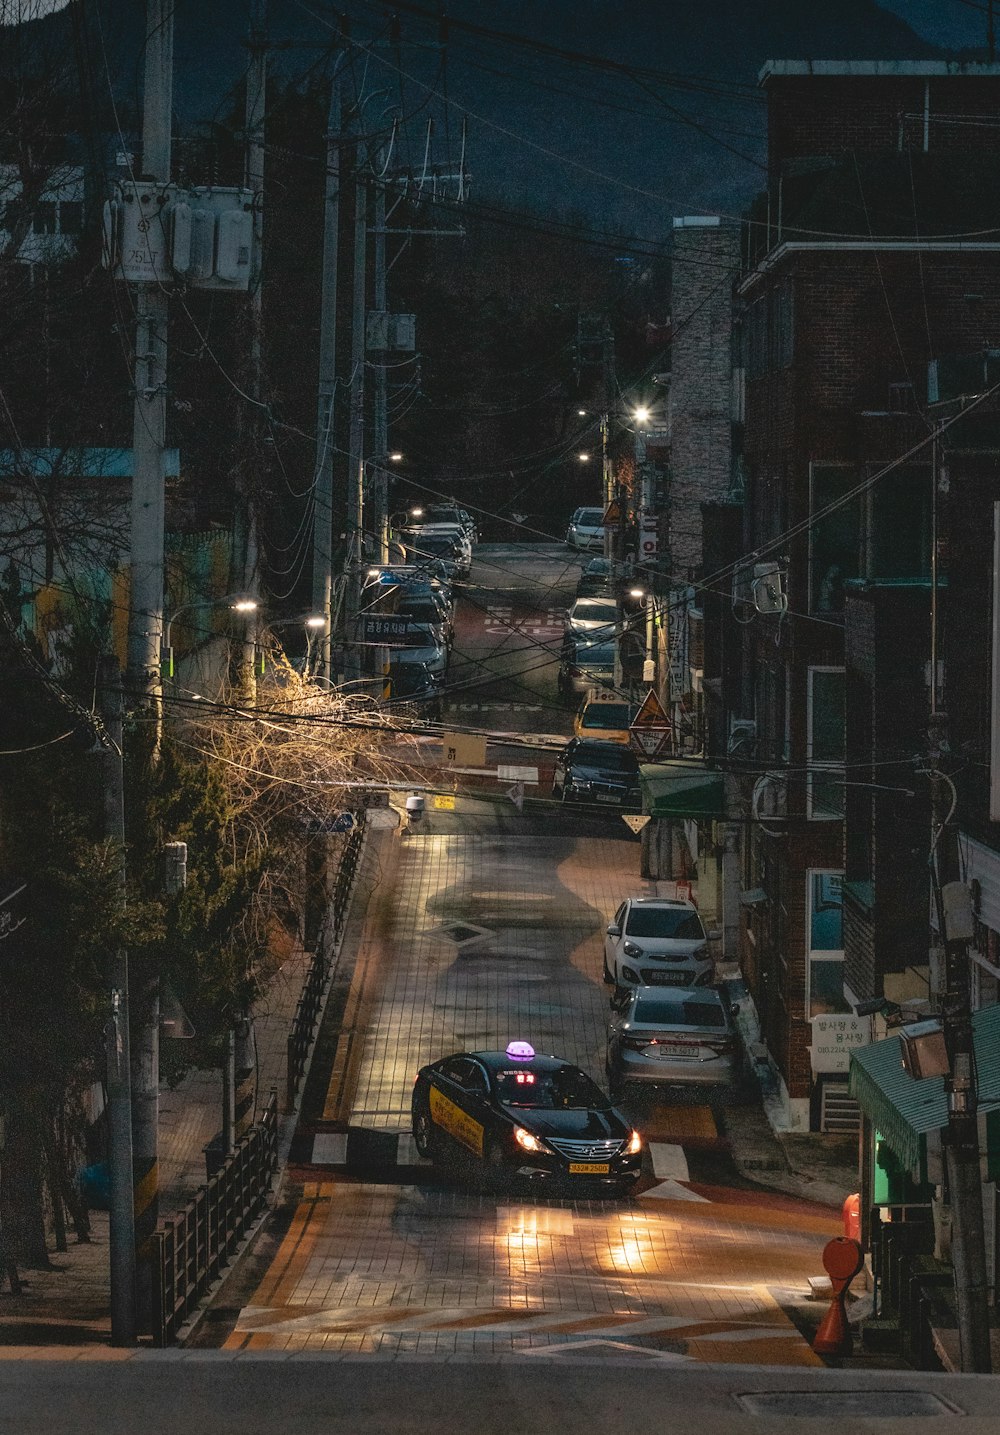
<box><xmin>603</xmin><ymin>898</ymin><xmax>718</xmax><ymax>991</ymax></box>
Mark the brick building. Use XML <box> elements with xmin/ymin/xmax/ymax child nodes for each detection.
<box><xmin>728</xmin><ymin>60</ymin><xmax>1000</xmax><ymax>1130</ymax></box>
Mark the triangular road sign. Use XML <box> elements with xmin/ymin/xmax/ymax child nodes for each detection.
<box><xmin>602</xmin><ymin>499</ymin><xmax>621</xmax><ymax>526</ymax></box>
<box><xmin>631</xmin><ymin>689</ymin><xmax>669</xmax><ymax>729</ymax></box>
<box><xmin>629</xmin><ymin>727</ymin><xmax>672</xmax><ymax>759</ymax></box>
<box><xmin>622</xmin><ymin>814</ymin><xmax>651</xmax><ymax>833</ymax></box>
<box><xmin>506</xmin><ymin>782</ymin><xmax>525</xmax><ymax>811</ymax></box>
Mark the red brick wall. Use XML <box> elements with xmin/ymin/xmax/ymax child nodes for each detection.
<box><xmin>767</xmin><ymin>76</ymin><xmax>1000</xmax><ymax>173</ymax></box>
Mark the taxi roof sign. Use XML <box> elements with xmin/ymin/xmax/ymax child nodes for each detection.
<box><xmin>630</xmin><ymin>689</ymin><xmax>670</xmax><ymax>729</ymax></box>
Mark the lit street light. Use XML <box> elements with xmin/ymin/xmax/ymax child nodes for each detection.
<box><xmin>162</xmin><ymin>597</ymin><xmax>259</xmax><ymax>679</ymax></box>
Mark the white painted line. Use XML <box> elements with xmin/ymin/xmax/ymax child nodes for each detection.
<box><xmin>311</xmin><ymin>1132</ymin><xmax>348</xmax><ymax>1165</ymax></box>
<box><xmin>639</xmin><ymin>1178</ymin><xmax>711</xmax><ymax>1203</ymax></box>
<box><xmin>649</xmin><ymin>1142</ymin><xmax>690</xmax><ymax>1181</ymax></box>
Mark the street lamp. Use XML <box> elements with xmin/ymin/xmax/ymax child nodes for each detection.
<box><xmin>629</xmin><ymin>586</ymin><xmax>658</xmax><ymax>687</ymax></box>
<box><xmin>577</xmin><ymin>452</ymin><xmax>591</xmax><ymax>462</ymax></box>
<box><xmin>633</xmin><ymin>405</ymin><xmax>651</xmax><ymax>424</ymax></box>
<box><xmin>162</xmin><ymin>597</ymin><xmax>259</xmax><ymax>679</ymax></box>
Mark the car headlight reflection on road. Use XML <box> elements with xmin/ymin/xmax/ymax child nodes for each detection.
<box><xmin>515</xmin><ymin>1127</ymin><xmax>546</xmax><ymax>1153</ymax></box>
<box><xmin>626</xmin><ymin>1129</ymin><xmax>643</xmax><ymax>1155</ymax></box>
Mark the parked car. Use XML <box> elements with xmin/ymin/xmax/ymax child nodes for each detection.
<box><xmin>606</xmin><ymin>986</ymin><xmax>737</xmax><ymax>1096</ymax></box>
<box><xmin>573</xmin><ymin>694</ymin><xmax>637</xmax><ymax>745</ymax></box>
<box><xmin>603</xmin><ymin>898</ymin><xmax>717</xmax><ymax>991</ymax></box>
<box><xmin>557</xmin><ymin>636</ymin><xmax>616</xmax><ymax>698</ymax></box>
<box><xmin>365</xmin><ymin>564</ymin><xmax>453</xmax><ymax>610</ymax></box>
<box><xmin>565</xmin><ymin>595</ymin><xmax>618</xmax><ymax>643</ymax></box>
<box><xmin>386</xmin><ymin>657</ymin><xmax>444</xmax><ymax>707</ymax></box>
<box><xmin>396</xmin><ymin>595</ymin><xmax>453</xmax><ymax>647</ymax></box>
<box><xmin>414</xmin><ymin>503</ymin><xmax>479</xmax><ymax>544</ymax></box>
<box><xmin>411</xmin><ymin>1040</ymin><xmax>643</xmax><ymax>1195</ymax></box>
<box><xmin>406</xmin><ymin>526</ymin><xmax>472</xmax><ymax>579</ymax></box>
<box><xmin>566</xmin><ymin>506</ymin><xmax>606</xmax><ymax>552</ymax></box>
<box><xmin>552</xmin><ymin>738</ymin><xmax>641</xmax><ymax>808</ymax></box>
<box><xmin>576</xmin><ymin>556</ymin><xmax>616</xmax><ymax>597</ymax></box>
<box><xmin>389</xmin><ymin>639</ymin><xmax>448</xmax><ymax>680</ymax></box>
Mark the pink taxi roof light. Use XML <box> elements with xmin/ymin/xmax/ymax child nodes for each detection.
<box><xmin>505</xmin><ymin>1040</ymin><xmax>535</xmax><ymax>1061</ymax></box>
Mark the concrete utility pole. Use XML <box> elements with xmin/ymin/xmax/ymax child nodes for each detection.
<box><xmin>926</xmin><ymin>426</ymin><xmax>991</xmax><ymax>1373</ymax></box>
<box><xmin>312</xmin><ymin>60</ymin><xmax>345</xmax><ymax>683</ymax></box>
<box><xmin>233</xmin><ymin>0</ymin><xmax>266</xmax><ymax>701</ymax></box>
<box><xmin>127</xmin><ymin>0</ymin><xmax>172</xmax><ymax>728</ymax></box>
<box><xmin>99</xmin><ymin>657</ymin><xmax>137</xmax><ymax>1347</ymax></box>
<box><xmin>128</xmin><ymin>0</ymin><xmax>174</xmax><ymax>1329</ymax></box>
<box><xmin>344</xmin><ymin>152</ymin><xmax>368</xmax><ymax>682</ymax></box>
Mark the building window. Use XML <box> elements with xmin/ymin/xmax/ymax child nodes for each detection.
<box><xmin>806</xmin><ymin>870</ymin><xmax>847</xmax><ymax>1016</ymax></box>
<box><xmin>867</xmin><ymin>464</ymin><xmax>932</xmax><ymax>581</ymax></box>
<box><xmin>807</xmin><ymin>666</ymin><xmax>845</xmax><ymax>820</ymax></box>
<box><xmin>809</xmin><ymin>463</ymin><xmax>858</xmax><ymax>614</ymax></box>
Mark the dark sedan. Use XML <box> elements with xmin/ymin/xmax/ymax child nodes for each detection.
<box><xmin>411</xmin><ymin>1043</ymin><xmax>643</xmax><ymax>1194</ymax></box>
<box><xmin>552</xmin><ymin>738</ymin><xmax>641</xmax><ymax>808</ymax></box>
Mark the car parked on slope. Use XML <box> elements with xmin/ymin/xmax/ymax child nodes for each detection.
<box><xmin>603</xmin><ymin>898</ymin><xmax>717</xmax><ymax>991</ymax></box>
<box><xmin>566</xmin><ymin>506</ymin><xmax>606</xmax><ymax>552</ymax></box>
<box><xmin>565</xmin><ymin>595</ymin><xmax>618</xmax><ymax>642</ymax></box>
<box><xmin>606</xmin><ymin>986</ymin><xmax>737</xmax><ymax>1096</ymax></box>
<box><xmin>552</xmin><ymin>738</ymin><xmax>641</xmax><ymax>809</ymax></box>
<box><xmin>576</xmin><ymin>556</ymin><xmax>617</xmax><ymax>597</ymax></box>
<box><xmin>411</xmin><ymin>1041</ymin><xmax>643</xmax><ymax>1194</ymax></box>
<box><xmin>557</xmin><ymin>636</ymin><xmax>616</xmax><ymax>698</ymax></box>
<box><xmin>573</xmin><ymin>693</ymin><xmax>638</xmax><ymax>745</ymax></box>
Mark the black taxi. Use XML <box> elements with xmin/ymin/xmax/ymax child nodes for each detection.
<box><xmin>411</xmin><ymin>1042</ymin><xmax>643</xmax><ymax>1194</ymax></box>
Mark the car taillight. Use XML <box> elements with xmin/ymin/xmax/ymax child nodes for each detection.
<box><xmin>622</xmin><ymin>1037</ymin><xmax>649</xmax><ymax>1051</ymax></box>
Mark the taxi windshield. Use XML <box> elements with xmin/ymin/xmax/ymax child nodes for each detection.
<box><xmin>494</xmin><ymin>1065</ymin><xmax>610</xmax><ymax>1110</ymax></box>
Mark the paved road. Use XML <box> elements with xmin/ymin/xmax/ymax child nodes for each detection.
<box><xmin>194</xmin><ymin>823</ymin><xmax>836</xmax><ymax>1365</ymax></box>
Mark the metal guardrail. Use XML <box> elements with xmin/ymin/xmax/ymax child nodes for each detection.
<box><xmin>150</xmin><ymin>1090</ymin><xmax>278</xmax><ymax>1347</ymax></box>
<box><xmin>286</xmin><ymin>813</ymin><xmax>366</xmax><ymax>1110</ymax></box>
<box><xmin>869</xmin><ymin>1203</ymin><xmax>951</xmax><ymax>1368</ymax></box>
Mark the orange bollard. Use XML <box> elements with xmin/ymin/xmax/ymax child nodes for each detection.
<box><xmin>813</xmin><ymin>1236</ymin><xmax>864</xmax><ymax>1358</ymax></box>
<box><xmin>842</xmin><ymin>1192</ymin><xmax>861</xmax><ymax>1243</ymax></box>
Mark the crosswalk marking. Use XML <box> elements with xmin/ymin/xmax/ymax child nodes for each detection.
<box><xmin>648</xmin><ymin>1142</ymin><xmax>689</xmax><ymax>1181</ymax></box>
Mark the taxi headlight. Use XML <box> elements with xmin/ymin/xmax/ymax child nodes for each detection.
<box><xmin>514</xmin><ymin>1127</ymin><xmax>546</xmax><ymax>1153</ymax></box>
<box><xmin>625</xmin><ymin>1129</ymin><xmax>643</xmax><ymax>1156</ymax></box>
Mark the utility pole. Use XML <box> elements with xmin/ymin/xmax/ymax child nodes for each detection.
<box><xmin>127</xmin><ymin>0</ymin><xmax>172</xmax><ymax>731</ymax></box>
<box><xmin>99</xmin><ymin>656</ymin><xmax>137</xmax><ymax>1347</ymax></box>
<box><xmin>344</xmin><ymin>149</ymin><xmax>368</xmax><ymax>683</ymax></box>
<box><xmin>373</xmin><ymin>165</ymin><xmax>388</xmax><ymax>564</ymax></box>
<box><xmin>927</xmin><ymin>424</ymin><xmax>992</xmax><ymax>1374</ymax></box>
<box><xmin>128</xmin><ymin>0</ymin><xmax>174</xmax><ymax>1330</ymax></box>
<box><xmin>312</xmin><ymin>59</ymin><xmax>345</xmax><ymax>684</ymax></box>
<box><xmin>234</xmin><ymin>0</ymin><xmax>266</xmax><ymax>700</ymax></box>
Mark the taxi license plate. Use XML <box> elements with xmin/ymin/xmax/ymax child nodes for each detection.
<box><xmin>569</xmin><ymin>1161</ymin><xmax>610</xmax><ymax>1175</ymax></box>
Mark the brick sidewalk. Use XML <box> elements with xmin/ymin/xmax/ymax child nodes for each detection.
<box><xmin>0</xmin><ymin>819</ymin><xmax>387</xmax><ymax>1347</ymax></box>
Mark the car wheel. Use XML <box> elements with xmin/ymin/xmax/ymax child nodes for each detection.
<box><xmin>413</xmin><ymin>1105</ymin><xmax>435</xmax><ymax>1160</ymax></box>
<box><xmin>602</xmin><ymin>955</ymin><xmax>614</xmax><ymax>985</ymax></box>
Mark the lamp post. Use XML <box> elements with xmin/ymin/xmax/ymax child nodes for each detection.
<box><xmin>629</xmin><ymin>587</ymin><xmax>658</xmax><ymax>688</ymax></box>
<box><xmin>161</xmin><ymin>597</ymin><xmax>259</xmax><ymax>682</ymax></box>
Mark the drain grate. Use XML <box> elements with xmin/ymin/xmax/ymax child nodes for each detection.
<box><xmin>734</xmin><ymin>1391</ymin><xmax>963</xmax><ymax>1418</ymax></box>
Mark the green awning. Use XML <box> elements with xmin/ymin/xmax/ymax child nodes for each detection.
<box><xmin>849</xmin><ymin>1003</ymin><xmax>1000</xmax><ymax>1171</ymax></box>
<box><xmin>639</xmin><ymin>761</ymin><xmax>725</xmax><ymax>819</ymax></box>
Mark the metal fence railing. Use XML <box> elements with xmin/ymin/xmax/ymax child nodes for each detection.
<box><xmin>150</xmin><ymin>1090</ymin><xmax>278</xmax><ymax>1347</ymax></box>
<box><xmin>868</xmin><ymin>1203</ymin><xmax>952</xmax><ymax>1368</ymax></box>
<box><xmin>286</xmin><ymin>813</ymin><xmax>366</xmax><ymax>1110</ymax></box>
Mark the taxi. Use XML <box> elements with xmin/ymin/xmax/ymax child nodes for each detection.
<box><xmin>573</xmin><ymin>690</ymin><xmax>638</xmax><ymax>745</ymax></box>
<box><xmin>411</xmin><ymin>1042</ymin><xmax>642</xmax><ymax>1194</ymax></box>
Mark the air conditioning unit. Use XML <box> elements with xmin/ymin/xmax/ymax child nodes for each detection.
<box><xmin>728</xmin><ymin>718</ymin><xmax>756</xmax><ymax>754</ymax></box>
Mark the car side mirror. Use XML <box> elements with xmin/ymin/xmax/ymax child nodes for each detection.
<box><xmin>606</xmin><ymin>923</ymin><xmax>620</xmax><ymax>937</ymax></box>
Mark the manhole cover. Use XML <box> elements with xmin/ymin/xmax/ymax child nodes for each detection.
<box><xmin>735</xmin><ymin>1392</ymin><xmax>963</xmax><ymax>1418</ymax></box>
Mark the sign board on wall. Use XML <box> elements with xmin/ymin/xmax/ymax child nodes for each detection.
<box><xmin>441</xmin><ymin>732</ymin><xmax>488</xmax><ymax>767</ymax></box>
<box><xmin>639</xmin><ymin>510</ymin><xmax>659</xmax><ymax>563</ymax></box>
<box><xmin>809</xmin><ymin>1013</ymin><xmax>869</xmax><ymax>1074</ymax></box>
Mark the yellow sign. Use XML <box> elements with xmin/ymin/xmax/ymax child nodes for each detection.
<box><xmin>429</xmin><ymin>1086</ymin><xmax>484</xmax><ymax>1155</ymax></box>
<box><xmin>442</xmin><ymin>732</ymin><xmax>488</xmax><ymax>766</ymax></box>
<box><xmin>631</xmin><ymin>689</ymin><xmax>670</xmax><ymax>728</ymax></box>
<box><xmin>433</xmin><ymin>793</ymin><xmax>456</xmax><ymax>810</ymax></box>
<box><xmin>602</xmin><ymin>499</ymin><xmax>621</xmax><ymax>526</ymax></box>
